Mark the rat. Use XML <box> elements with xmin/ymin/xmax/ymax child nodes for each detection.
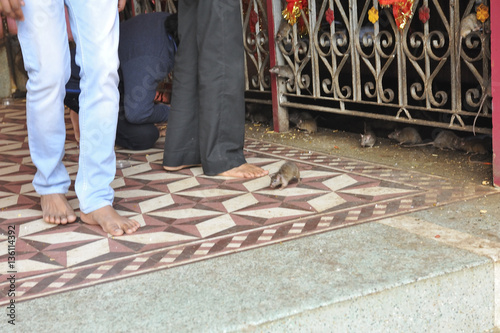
<box><xmin>289</xmin><ymin>110</ymin><xmax>313</xmax><ymax>125</ymax></box>
<box><xmin>457</xmin><ymin>13</ymin><xmax>482</xmax><ymax>62</ymax></box>
<box><xmin>388</xmin><ymin>127</ymin><xmax>423</xmax><ymax>145</ymax></box>
<box><xmin>460</xmin><ymin>13</ymin><xmax>482</xmax><ymax>40</ymax></box>
<box><xmin>270</xmin><ymin>161</ymin><xmax>301</xmax><ymax>190</ymax></box>
<box><xmin>276</xmin><ymin>19</ymin><xmax>292</xmax><ymax>43</ymax></box>
<box><xmin>461</xmin><ymin>141</ymin><xmax>488</xmax><ymax>155</ymax></box>
<box><xmin>245</xmin><ymin>103</ymin><xmax>271</xmax><ymax>124</ymax></box>
<box><xmin>456</xmin><ymin>137</ymin><xmax>489</xmax><ymax>155</ymax></box>
<box><xmin>403</xmin><ymin>130</ymin><xmax>461</xmax><ymax>150</ymax></box>
<box><xmin>297</xmin><ymin>118</ymin><xmax>317</xmax><ymax>134</ymax></box>
<box><xmin>249</xmin><ymin>111</ymin><xmax>270</xmax><ymax>124</ymax></box>
<box><xmin>269</xmin><ymin>65</ymin><xmax>295</xmax><ymax>85</ymax></box>
<box><xmin>360</xmin><ymin>122</ymin><xmax>377</xmax><ymax>148</ymax></box>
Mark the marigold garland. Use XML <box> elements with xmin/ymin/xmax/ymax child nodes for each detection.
<box><xmin>282</xmin><ymin>0</ymin><xmax>308</xmax><ymax>25</ymax></box>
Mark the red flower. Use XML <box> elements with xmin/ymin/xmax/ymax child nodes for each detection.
<box><xmin>418</xmin><ymin>5</ymin><xmax>430</xmax><ymax>24</ymax></box>
<box><xmin>249</xmin><ymin>10</ymin><xmax>258</xmax><ymax>33</ymax></box>
<box><xmin>325</xmin><ymin>8</ymin><xmax>334</xmax><ymax>25</ymax></box>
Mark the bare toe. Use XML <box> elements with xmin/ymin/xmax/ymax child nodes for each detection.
<box><xmin>80</xmin><ymin>205</ymin><xmax>140</xmax><ymax>236</ymax></box>
<box><xmin>41</xmin><ymin>194</ymin><xmax>77</xmax><ymax>225</ymax></box>
<box><xmin>218</xmin><ymin>163</ymin><xmax>269</xmax><ymax>179</ymax></box>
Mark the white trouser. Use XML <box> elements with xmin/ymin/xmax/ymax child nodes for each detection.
<box><xmin>17</xmin><ymin>0</ymin><xmax>120</xmax><ymax>213</ymax></box>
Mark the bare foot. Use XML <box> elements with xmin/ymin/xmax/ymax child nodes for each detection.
<box><xmin>155</xmin><ymin>123</ymin><xmax>167</xmax><ymax>137</ymax></box>
<box><xmin>80</xmin><ymin>205</ymin><xmax>140</xmax><ymax>236</ymax></box>
<box><xmin>163</xmin><ymin>164</ymin><xmax>200</xmax><ymax>172</ymax></box>
<box><xmin>41</xmin><ymin>194</ymin><xmax>77</xmax><ymax>224</ymax></box>
<box><xmin>69</xmin><ymin>109</ymin><xmax>80</xmax><ymax>142</ymax></box>
<box><xmin>218</xmin><ymin>163</ymin><xmax>269</xmax><ymax>179</ymax></box>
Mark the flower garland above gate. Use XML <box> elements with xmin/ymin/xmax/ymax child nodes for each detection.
<box><xmin>282</xmin><ymin>0</ymin><xmax>308</xmax><ymax>25</ymax></box>
<box><xmin>379</xmin><ymin>0</ymin><xmax>415</xmax><ymax>30</ymax></box>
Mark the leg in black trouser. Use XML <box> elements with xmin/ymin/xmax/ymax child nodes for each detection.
<box><xmin>115</xmin><ymin>113</ymin><xmax>159</xmax><ymax>150</ymax></box>
<box><xmin>162</xmin><ymin>0</ymin><xmax>247</xmax><ymax>175</ymax></box>
<box><xmin>64</xmin><ymin>92</ymin><xmax>80</xmax><ymax>113</ymax></box>
<box><xmin>65</xmin><ymin>92</ymin><xmax>160</xmax><ymax>150</ymax></box>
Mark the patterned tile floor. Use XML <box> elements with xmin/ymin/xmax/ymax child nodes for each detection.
<box><xmin>0</xmin><ymin>100</ymin><xmax>497</xmax><ymax>305</ymax></box>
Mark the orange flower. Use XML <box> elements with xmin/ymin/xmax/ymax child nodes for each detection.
<box><xmin>476</xmin><ymin>4</ymin><xmax>489</xmax><ymax>23</ymax></box>
<box><xmin>368</xmin><ymin>7</ymin><xmax>379</xmax><ymax>24</ymax></box>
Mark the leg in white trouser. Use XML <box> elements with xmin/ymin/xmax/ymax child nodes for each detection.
<box><xmin>17</xmin><ymin>0</ymin><xmax>140</xmax><ymax>235</ymax></box>
<box><xmin>65</xmin><ymin>0</ymin><xmax>120</xmax><ymax>213</ymax></box>
<box><xmin>17</xmin><ymin>0</ymin><xmax>71</xmax><ymax>196</ymax></box>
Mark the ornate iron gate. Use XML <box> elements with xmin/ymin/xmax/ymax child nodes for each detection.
<box><xmin>242</xmin><ymin>0</ymin><xmax>492</xmax><ymax>135</ymax></box>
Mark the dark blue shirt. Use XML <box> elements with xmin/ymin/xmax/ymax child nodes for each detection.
<box><xmin>66</xmin><ymin>12</ymin><xmax>176</xmax><ymax>124</ymax></box>
<box><xmin>119</xmin><ymin>12</ymin><xmax>175</xmax><ymax>124</ymax></box>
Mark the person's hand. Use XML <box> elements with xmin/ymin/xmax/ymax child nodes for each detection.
<box><xmin>118</xmin><ymin>0</ymin><xmax>126</xmax><ymax>12</ymax></box>
<box><xmin>0</xmin><ymin>0</ymin><xmax>25</xmax><ymax>21</ymax></box>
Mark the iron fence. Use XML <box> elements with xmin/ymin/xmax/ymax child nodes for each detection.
<box><xmin>242</xmin><ymin>0</ymin><xmax>491</xmax><ymax>135</ymax></box>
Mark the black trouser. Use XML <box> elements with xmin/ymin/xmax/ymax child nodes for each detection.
<box><xmin>162</xmin><ymin>0</ymin><xmax>246</xmax><ymax>175</ymax></box>
<box><xmin>65</xmin><ymin>92</ymin><xmax>159</xmax><ymax>150</ymax></box>
<box><xmin>115</xmin><ymin>113</ymin><xmax>159</xmax><ymax>150</ymax></box>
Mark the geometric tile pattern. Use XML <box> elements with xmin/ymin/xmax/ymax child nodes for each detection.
<box><xmin>0</xmin><ymin>100</ymin><xmax>497</xmax><ymax>304</ymax></box>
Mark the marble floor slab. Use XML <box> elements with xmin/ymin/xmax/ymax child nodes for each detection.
<box><xmin>0</xmin><ymin>100</ymin><xmax>497</xmax><ymax>305</ymax></box>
